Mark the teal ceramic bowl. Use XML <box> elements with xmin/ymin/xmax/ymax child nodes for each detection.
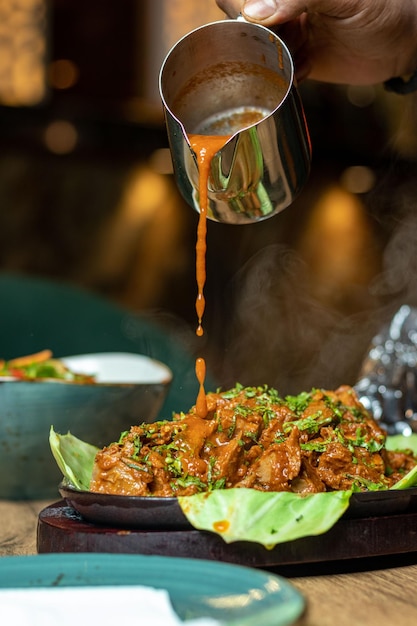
<box><xmin>0</xmin><ymin>352</ymin><xmax>172</xmax><ymax>500</ymax></box>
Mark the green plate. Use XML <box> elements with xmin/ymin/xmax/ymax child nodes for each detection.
<box><xmin>0</xmin><ymin>553</ymin><xmax>304</xmax><ymax>625</ymax></box>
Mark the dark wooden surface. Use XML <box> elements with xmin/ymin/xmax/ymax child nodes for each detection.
<box><xmin>3</xmin><ymin>499</ymin><xmax>417</xmax><ymax>625</ymax></box>
<box><xmin>37</xmin><ymin>500</ymin><xmax>417</xmax><ymax>569</ymax></box>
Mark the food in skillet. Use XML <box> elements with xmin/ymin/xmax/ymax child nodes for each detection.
<box><xmin>89</xmin><ymin>383</ymin><xmax>417</xmax><ymax>497</ymax></box>
<box><xmin>50</xmin><ymin>383</ymin><xmax>417</xmax><ymax>547</ymax></box>
<box><xmin>0</xmin><ymin>349</ymin><xmax>96</xmax><ymax>383</ymax></box>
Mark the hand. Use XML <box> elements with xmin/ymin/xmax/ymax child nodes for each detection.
<box><xmin>216</xmin><ymin>0</ymin><xmax>417</xmax><ymax>85</ymax></box>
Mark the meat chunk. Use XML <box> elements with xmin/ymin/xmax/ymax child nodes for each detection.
<box><xmin>90</xmin><ymin>384</ymin><xmax>417</xmax><ymax>496</ymax></box>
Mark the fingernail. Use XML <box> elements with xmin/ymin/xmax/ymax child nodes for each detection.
<box><xmin>243</xmin><ymin>0</ymin><xmax>278</xmax><ymax>20</ymax></box>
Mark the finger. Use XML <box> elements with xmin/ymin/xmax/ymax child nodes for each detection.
<box><xmin>243</xmin><ymin>0</ymin><xmax>308</xmax><ymax>23</ymax></box>
<box><xmin>216</xmin><ymin>0</ymin><xmax>245</xmax><ymax>19</ymax></box>
<box><xmin>295</xmin><ymin>57</ymin><xmax>313</xmax><ymax>83</ymax></box>
<box><xmin>242</xmin><ymin>0</ymin><xmax>358</xmax><ymax>24</ymax></box>
<box><xmin>277</xmin><ymin>17</ymin><xmax>308</xmax><ymax>56</ymax></box>
<box><xmin>292</xmin><ymin>42</ymin><xmax>314</xmax><ymax>83</ymax></box>
<box><xmin>278</xmin><ymin>18</ymin><xmax>312</xmax><ymax>82</ymax></box>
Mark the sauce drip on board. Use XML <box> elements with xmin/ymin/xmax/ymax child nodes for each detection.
<box><xmin>188</xmin><ymin>133</ymin><xmax>231</xmax><ymax>418</ymax></box>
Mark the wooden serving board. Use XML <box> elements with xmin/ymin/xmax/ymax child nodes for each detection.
<box><xmin>37</xmin><ymin>500</ymin><xmax>417</xmax><ymax>569</ymax></box>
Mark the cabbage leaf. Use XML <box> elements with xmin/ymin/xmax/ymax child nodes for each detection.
<box><xmin>178</xmin><ymin>488</ymin><xmax>352</xmax><ymax>548</ymax></box>
<box><xmin>386</xmin><ymin>434</ymin><xmax>417</xmax><ymax>490</ymax></box>
<box><xmin>386</xmin><ymin>434</ymin><xmax>417</xmax><ymax>455</ymax></box>
<box><xmin>49</xmin><ymin>429</ymin><xmax>417</xmax><ymax>548</ymax></box>
<box><xmin>49</xmin><ymin>427</ymin><xmax>98</xmax><ymax>491</ymax></box>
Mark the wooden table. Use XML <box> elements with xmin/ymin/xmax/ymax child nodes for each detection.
<box><xmin>2</xmin><ymin>499</ymin><xmax>417</xmax><ymax>626</ymax></box>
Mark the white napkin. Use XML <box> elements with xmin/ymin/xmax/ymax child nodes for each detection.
<box><xmin>0</xmin><ymin>585</ymin><xmax>221</xmax><ymax>626</ymax></box>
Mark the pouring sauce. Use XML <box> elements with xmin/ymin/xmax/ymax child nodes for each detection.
<box><xmin>189</xmin><ymin>111</ymin><xmax>267</xmax><ymax>418</ymax></box>
<box><xmin>189</xmin><ymin>134</ymin><xmax>231</xmax><ymax>337</ymax></box>
<box><xmin>195</xmin><ymin>356</ymin><xmax>207</xmax><ymax>419</ymax></box>
<box><xmin>188</xmin><ymin>133</ymin><xmax>231</xmax><ymax>417</ymax></box>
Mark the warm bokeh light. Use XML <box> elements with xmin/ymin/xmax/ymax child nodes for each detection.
<box><xmin>149</xmin><ymin>148</ymin><xmax>174</xmax><ymax>175</ymax></box>
<box><xmin>44</xmin><ymin>120</ymin><xmax>78</xmax><ymax>154</ymax></box>
<box><xmin>297</xmin><ymin>185</ymin><xmax>380</xmax><ymax>304</ymax></box>
<box><xmin>48</xmin><ymin>59</ymin><xmax>79</xmax><ymax>90</ymax></box>
<box><xmin>160</xmin><ymin>0</ymin><xmax>225</xmax><ymax>50</ymax></box>
<box><xmin>340</xmin><ymin>165</ymin><xmax>376</xmax><ymax>194</ymax></box>
<box><xmin>86</xmin><ymin>165</ymin><xmax>188</xmax><ymax>309</ymax></box>
<box><xmin>0</xmin><ymin>0</ymin><xmax>48</xmax><ymax>106</ymax></box>
<box><xmin>346</xmin><ymin>85</ymin><xmax>376</xmax><ymax>108</ymax></box>
<box><xmin>143</xmin><ymin>0</ymin><xmax>225</xmax><ymax>105</ymax></box>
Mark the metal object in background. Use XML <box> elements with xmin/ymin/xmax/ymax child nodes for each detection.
<box><xmin>159</xmin><ymin>19</ymin><xmax>311</xmax><ymax>224</ymax></box>
<box><xmin>355</xmin><ymin>305</ymin><xmax>417</xmax><ymax>435</ymax></box>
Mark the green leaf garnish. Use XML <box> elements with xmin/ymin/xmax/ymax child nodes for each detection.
<box><xmin>385</xmin><ymin>434</ymin><xmax>417</xmax><ymax>456</ymax></box>
<box><xmin>178</xmin><ymin>488</ymin><xmax>352</xmax><ymax>548</ymax></box>
<box><xmin>386</xmin><ymin>434</ymin><xmax>417</xmax><ymax>490</ymax></box>
<box><xmin>49</xmin><ymin>427</ymin><xmax>98</xmax><ymax>490</ymax></box>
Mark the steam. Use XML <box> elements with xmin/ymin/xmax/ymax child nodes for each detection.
<box><xmin>218</xmin><ymin>242</ymin><xmax>388</xmax><ymax>395</ymax></box>
<box><xmin>370</xmin><ymin>201</ymin><xmax>417</xmax><ymax>302</ymax></box>
<box><xmin>218</xmin><ymin>243</ymin><xmax>339</xmax><ymax>393</ymax></box>
<box><xmin>211</xmin><ymin>156</ymin><xmax>417</xmax><ymax>397</ymax></box>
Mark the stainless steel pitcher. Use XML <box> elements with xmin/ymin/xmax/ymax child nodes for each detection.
<box><xmin>159</xmin><ymin>19</ymin><xmax>312</xmax><ymax>225</ymax></box>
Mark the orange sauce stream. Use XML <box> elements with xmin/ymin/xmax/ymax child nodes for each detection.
<box><xmin>195</xmin><ymin>356</ymin><xmax>207</xmax><ymax>419</ymax></box>
<box><xmin>189</xmin><ymin>134</ymin><xmax>231</xmax><ymax>337</ymax></box>
<box><xmin>188</xmin><ymin>133</ymin><xmax>231</xmax><ymax>418</ymax></box>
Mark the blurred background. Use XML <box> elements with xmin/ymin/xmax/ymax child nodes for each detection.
<box><xmin>1</xmin><ymin>0</ymin><xmax>417</xmax><ymax>396</ymax></box>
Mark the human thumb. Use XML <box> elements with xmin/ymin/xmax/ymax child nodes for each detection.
<box><xmin>242</xmin><ymin>0</ymin><xmax>279</xmax><ymax>21</ymax></box>
<box><xmin>242</xmin><ymin>0</ymin><xmax>316</xmax><ymax>22</ymax></box>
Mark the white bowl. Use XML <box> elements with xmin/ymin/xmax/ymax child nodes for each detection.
<box><xmin>61</xmin><ymin>352</ymin><xmax>172</xmax><ymax>385</ymax></box>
